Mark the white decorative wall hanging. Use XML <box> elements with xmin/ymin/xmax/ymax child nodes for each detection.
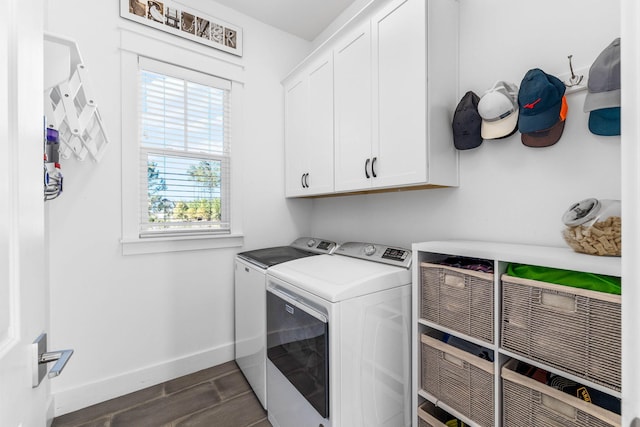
<box><xmin>120</xmin><ymin>0</ymin><xmax>243</xmax><ymax>57</ymax></box>
<box><xmin>44</xmin><ymin>32</ymin><xmax>110</xmax><ymax>163</ymax></box>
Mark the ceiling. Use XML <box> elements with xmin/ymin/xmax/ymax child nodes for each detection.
<box><xmin>213</xmin><ymin>0</ymin><xmax>357</xmax><ymax>41</ymax></box>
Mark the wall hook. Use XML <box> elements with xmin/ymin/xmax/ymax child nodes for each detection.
<box><xmin>558</xmin><ymin>54</ymin><xmax>588</xmax><ymax>95</ymax></box>
<box><xmin>566</xmin><ymin>55</ymin><xmax>584</xmax><ymax>87</ymax></box>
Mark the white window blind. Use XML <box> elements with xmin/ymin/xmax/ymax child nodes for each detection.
<box><xmin>138</xmin><ymin>57</ymin><xmax>231</xmax><ymax>237</ymax></box>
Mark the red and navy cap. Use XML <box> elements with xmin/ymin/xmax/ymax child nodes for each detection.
<box><xmin>522</xmin><ymin>96</ymin><xmax>568</xmax><ymax>147</ymax></box>
<box><xmin>517</xmin><ymin>68</ymin><xmax>566</xmax><ymax>134</ymax></box>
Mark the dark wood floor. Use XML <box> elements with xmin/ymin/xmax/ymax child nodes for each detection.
<box><xmin>52</xmin><ymin>361</ymin><xmax>271</xmax><ymax>427</ymax></box>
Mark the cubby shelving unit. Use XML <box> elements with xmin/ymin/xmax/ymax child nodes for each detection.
<box><xmin>412</xmin><ymin>240</ymin><xmax>622</xmax><ymax>427</ymax></box>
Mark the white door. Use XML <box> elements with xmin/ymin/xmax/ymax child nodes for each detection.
<box><xmin>622</xmin><ymin>1</ymin><xmax>640</xmax><ymax>425</ymax></box>
<box><xmin>0</xmin><ymin>1</ymin><xmax>49</xmax><ymax>426</ymax></box>
<box><xmin>334</xmin><ymin>21</ymin><xmax>373</xmax><ymax>192</ymax></box>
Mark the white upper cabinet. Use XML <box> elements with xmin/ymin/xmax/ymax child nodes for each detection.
<box><xmin>334</xmin><ymin>21</ymin><xmax>373</xmax><ymax>192</ymax></box>
<box><xmin>284</xmin><ymin>53</ymin><xmax>335</xmax><ymax>197</ymax></box>
<box><xmin>369</xmin><ymin>0</ymin><xmax>459</xmax><ymax>191</ymax></box>
<box><xmin>284</xmin><ymin>0</ymin><xmax>459</xmax><ymax>197</ymax></box>
<box><xmin>307</xmin><ymin>55</ymin><xmax>335</xmax><ymax>195</ymax></box>
<box><xmin>372</xmin><ymin>0</ymin><xmax>428</xmax><ymax>188</ymax></box>
<box><xmin>284</xmin><ymin>76</ymin><xmax>308</xmax><ymax>197</ymax></box>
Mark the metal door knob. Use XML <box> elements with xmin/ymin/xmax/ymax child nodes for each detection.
<box><xmin>32</xmin><ymin>333</ymin><xmax>74</xmax><ymax>387</ymax></box>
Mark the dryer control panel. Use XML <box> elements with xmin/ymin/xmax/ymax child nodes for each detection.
<box><xmin>336</xmin><ymin>242</ymin><xmax>412</xmax><ymax>268</ymax></box>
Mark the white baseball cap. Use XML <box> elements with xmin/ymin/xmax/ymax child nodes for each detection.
<box><xmin>478</xmin><ymin>81</ymin><xmax>519</xmax><ymax>140</ymax></box>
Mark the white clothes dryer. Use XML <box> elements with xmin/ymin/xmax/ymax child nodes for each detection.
<box><xmin>234</xmin><ymin>237</ymin><xmax>336</xmax><ymax>409</ymax></box>
<box><xmin>265</xmin><ymin>242</ymin><xmax>412</xmax><ymax>427</ymax></box>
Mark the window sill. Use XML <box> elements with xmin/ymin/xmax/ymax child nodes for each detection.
<box><xmin>121</xmin><ymin>233</ymin><xmax>244</xmax><ymax>255</ymax></box>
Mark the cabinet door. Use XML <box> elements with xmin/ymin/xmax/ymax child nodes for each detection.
<box><xmin>284</xmin><ymin>76</ymin><xmax>309</xmax><ymax>197</ymax></box>
<box><xmin>306</xmin><ymin>54</ymin><xmax>335</xmax><ymax>195</ymax></box>
<box><xmin>372</xmin><ymin>0</ymin><xmax>427</xmax><ymax>188</ymax></box>
<box><xmin>334</xmin><ymin>21</ymin><xmax>373</xmax><ymax>192</ymax></box>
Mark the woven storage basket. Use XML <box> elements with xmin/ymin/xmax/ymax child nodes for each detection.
<box><xmin>501</xmin><ymin>274</ymin><xmax>621</xmax><ymax>391</ymax></box>
<box><xmin>502</xmin><ymin>359</ymin><xmax>621</xmax><ymax>427</ymax></box>
<box><xmin>418</xmin><ymin>402</ymin><xmax>448</xmax><ymax>427</ymax></box>
<box><xmin>421</xmin><ymin>263</ymin><xmax>494</xmax><ymax>343</ymax></box>
<box><xmin>421</xmin><ymin>334</ymin><xmax>494</xmax><ymax>427</ymax></box>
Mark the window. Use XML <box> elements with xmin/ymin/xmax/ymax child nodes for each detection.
<box><xmin>137</xmin><ymin>57</ymin><xmax>231</xmax><ymax>237</ymax></box>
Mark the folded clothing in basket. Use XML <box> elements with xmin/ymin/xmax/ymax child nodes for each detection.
<box><xmin>442</xmin><ymin>334</ymin><xmax>494</xmax><ymax>362</ymax></box>
<box><xmin>440</xmin><ymin>256</ymin><xmax>494</xmax><ymax>273</ymax></box>
<box><xmin>506</xmin><ymin>263</ymin><xmax>621</xmax><ymax>295</ymax></box>
<box><xmin>445</xmin><ymin>419</ymin><xmax>468</xmax><ymax>427</ymax></box>
<box><xmin>515</xmin><ymin>361</ymin><xmax>621</xmax><ymax>414</ymax></box>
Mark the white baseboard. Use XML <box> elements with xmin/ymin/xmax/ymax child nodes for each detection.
<box><xmin>52</xmin><ymin>343</ymin><xmax>234</xmax><ymax>417</ymax></box>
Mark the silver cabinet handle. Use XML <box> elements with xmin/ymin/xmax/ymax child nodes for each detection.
<box><xmin>32</xmin><ymin>333</ymin><xmax>74</xmax><ymax>387</ymax></box>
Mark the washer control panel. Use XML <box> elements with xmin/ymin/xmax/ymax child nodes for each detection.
<box><xmin>336</xmin><ymin>242</ymin><xmax>412</xmax><ymax>268</ymax></box>
<box><xmin>364</xmin><ymin>244</ymin><xmax>377</xmax><ymax>256</ymax></box>
<box><xmin>291</xmin><ymin>237</ymin><xmax>337</xmax><ymax>255</ymax></box>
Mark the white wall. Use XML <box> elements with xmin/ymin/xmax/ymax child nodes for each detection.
<box><xmin>310</xmin><ymin>0</ymin><xmax>621</xmax><ymax>250</ymax></box>
<box><xmin>44</xmin><ymin>0</ymin><xmax>622</xmax><ymax>417</ymax></box>
<box><xmin>45</xmin><ymin>0</ymin><xmax>312</xmax><ymax>415</ymax></box>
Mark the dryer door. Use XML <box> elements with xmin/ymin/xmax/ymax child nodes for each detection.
<box><xmin>266</xmin><ymin>287</ymin><xmax>329</xmax><ymax>419</ymax></box>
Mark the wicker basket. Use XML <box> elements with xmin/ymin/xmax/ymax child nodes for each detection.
<box><xmin>501</xmin><ymin>274</ymin><xmax>621</xmax><ymax>391</ymax></box>
<box><xmin>418</xmin><ymin>401</ymin><xmax>448</xmax><ymax>427</ymax></box>
<box><xmin>421</xmin><ymin>334</ymin><xmax>494</xmax><ymax>427</ymax></box>
<box><xmin>502</xmin><ymin>359</ymin><xmax>621</xmax><ymax>427</ymax></box>
<box><xmin>420</xmin><ymin>263</ymin><xmax>494</xmax><ymax>343</ymax></box>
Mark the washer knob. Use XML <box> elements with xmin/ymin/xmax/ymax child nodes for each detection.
<box><xmin>307</xmin><ymin>239</ymin><xmax>316</xmax><ymax>247</ymax></box>
<box><xmin>364</xmin><ymin>244</ymin><xmax>376</xmax><ymax>256</ymax></box>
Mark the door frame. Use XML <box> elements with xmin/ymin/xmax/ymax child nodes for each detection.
<box><xmin>621</xmin><ymin>0</ymin><xmax>640</xmax><ymax>424</ymax></box>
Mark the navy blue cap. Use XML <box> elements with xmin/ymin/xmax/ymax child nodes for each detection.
<box><xmin>518</xmin><ymin>68</ymin><xmax>566</xmax><ymax>133</ymax></box>
<box><xmin>452</xmin><ymin>91</ymin><xmax>483</xmax><ymax>150</ymax></box>
<box><xmin>589</xmin><ymin>107</ymin><xmax>620</xmax><ymax>136</ymax></box>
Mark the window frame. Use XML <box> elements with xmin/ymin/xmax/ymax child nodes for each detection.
<box><xmin>138</xmin><ymin>58</ymin><xmax>231</xmax><ymax>237</ymax></box>
<box><xmin>120</xmin><ymin>29</ymin><xmax>244</xmax><ymax>255</ymax></box>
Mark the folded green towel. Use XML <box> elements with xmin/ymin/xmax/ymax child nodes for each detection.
<box><xmin>506</xmin><ymin>263</ymin><xmax>621</xmax><ymax>295</ymax></box>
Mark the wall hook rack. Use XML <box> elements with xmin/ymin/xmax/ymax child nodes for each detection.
<box><xmin>566</xmin><ymin>55</ymin><xmax>583</xmax><ymax>86</ymax></box>
<box><xmin>558</xmin><ymin>54</ymin><xmax>588</xmax><ymax>95</ymax></box>
<box><xmin>43</xmin><ymin>32</ymin><xmax>110</xmax><ymax>162</ymax></box>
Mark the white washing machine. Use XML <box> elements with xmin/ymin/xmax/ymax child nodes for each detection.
<box><xmin>234</xmin><ymin>237</ymin><xmax>337</xmax><ymax>409</ymax></box>
<box><xmin>265</xmin><ymin>242</ymin><xmax>412</xmax><ymax>427</ymax></box>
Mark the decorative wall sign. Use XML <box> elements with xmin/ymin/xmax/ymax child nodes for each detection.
<box><xmin>121</xmin><ymin>0</ymin><xmax>243</xmax><ymax>56</ymax></box>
